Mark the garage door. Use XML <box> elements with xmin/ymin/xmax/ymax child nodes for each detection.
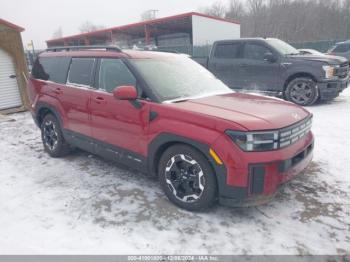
<box><xmin>0</xmin><ymin>48</ymin><xmax>22</xmax><ymax>110</ymax></box>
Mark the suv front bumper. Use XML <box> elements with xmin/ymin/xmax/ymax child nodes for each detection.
<box><xmin>211</xmin><ymin>132</ymin><xmax>314</xmax><ymax>207</ymax></box>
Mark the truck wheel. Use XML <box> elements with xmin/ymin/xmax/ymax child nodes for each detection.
<box><xmin>158</xmin><ymin>144</ymin><xmax>217</xmax><ymax>211</ymax></box>
<box><xmin>40</xmin><ymin>114</ymin><xmax>70</xmax><ymax>157</ymax></box>
<box><xmin>285</xmin><ymin>77</ymin><xmax>319</xmax><ymax>106</ymax></box>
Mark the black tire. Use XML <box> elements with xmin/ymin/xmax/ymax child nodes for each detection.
<box><xmin>158</xmin><ymin>144</ymin><xmax>217</xmax><ymax>211</ymax></box>
<box><xmin>40</xmin><ymin>114</ymin><xmax>70</xmax><ymax>157</ymax></box>
<box><xmin>285</xmin><ymin>77</ymin><xmax>319</xmax><ymax>106</ymax></box>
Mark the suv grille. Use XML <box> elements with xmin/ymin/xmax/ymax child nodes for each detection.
<box><xmin>279</xmin><ymin>117</ymin><xmax>312</xmax><ymax>148</ymax></box>
<box><xmin>335</xmin><ymin>62</ymin><xmax>349</xmax><ymax>79</ymax></box>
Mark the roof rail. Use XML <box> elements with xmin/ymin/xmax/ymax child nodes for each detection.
<box><xmin>46</xmin><ymin>45</ymin><xmax>122</xmax><ymax>52</ymax></box>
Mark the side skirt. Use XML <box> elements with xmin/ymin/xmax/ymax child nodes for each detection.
<box><xmin>62</xmin><ymin>129</ymin><xmax>147</xmax><ymax>172</ymax></box>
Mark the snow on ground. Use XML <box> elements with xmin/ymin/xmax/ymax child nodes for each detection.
<box><xmin>0</xmin><ymin>90</ymin><xmax>349</xmax><ymax>255</ymax></box>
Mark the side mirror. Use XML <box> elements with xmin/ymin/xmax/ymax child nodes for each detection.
<box><xmin>263</xmin><ymin>52</ymin><xmax>277</xmax><ymax>63</ymax></box>
<box><xmin>113</xmin><ymin>85</ymin><xmax>138</xmax><ymax>100</ymax></box>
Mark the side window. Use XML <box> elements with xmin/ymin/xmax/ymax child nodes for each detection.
<box><xmin>67</xmin><ymin>58</ymin><xmax>95</xmax><ymax>86</ymax></box>
<box><xmin>32</xmin><ymin>57</ymin><xmax>70</xmax><ymax>83</ymax></box>
<box><xmin>214</xmin><ymin>43</ymin><xmax>241</xmax><ymax>59</ymax></box>
<box><xmin>333</xmin><ymin>43</ymin><xmax>350</xmax><ymax>53</ymax></box>
<box><xmin>244</xmin><ymin>43</ymin><xmax>271</xmax><ymax>61</ymax></box>
<box><xmin>98</xmin><ymin>59</ymin><xmax>137</xmax><ymax>93</ymax></box>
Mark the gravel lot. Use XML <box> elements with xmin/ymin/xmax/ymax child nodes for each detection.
<box><xmin>0</xmin><ymin>89</ymin><xmax>349</xmax><ymax>255</ymax></box>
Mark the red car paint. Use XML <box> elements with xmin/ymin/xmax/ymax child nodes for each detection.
<box><xmin>27</xmin><ymin>49</ymin><xmax>314</xmax><ymax>206</ymax></box>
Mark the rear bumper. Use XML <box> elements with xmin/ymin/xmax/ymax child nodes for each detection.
<box><xmin>212</xmin><ymin>132</ymin><xmax>314</xmax><ymax>207</ymax></box>
<box><xmin>317</xmin><ymin>78</ymin><xmax>349</xmax><ymax>100</ymax></box>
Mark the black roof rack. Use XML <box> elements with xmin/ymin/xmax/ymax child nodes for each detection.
<box><xmin>46</xmin><ymin>45</ymin><xmax>122</xmax><ymax>52</ymax></box>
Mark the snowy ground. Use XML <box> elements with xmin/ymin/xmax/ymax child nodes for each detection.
<box><xmin>0</xmin><ymin>90</ymin><xmax>349</xmax><ymax>255</ymax></box>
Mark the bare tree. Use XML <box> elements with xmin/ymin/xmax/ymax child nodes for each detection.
<box><xmin>52</xmin><ymin>26</ymin><xmax>63</xmax><ymax>38</ymax></box>
<box><xmin>226</xmin><ymin>0</ymin><xmax>245</xmax><ymax>20</ymax></box>
<box><xmin>79</xmin><ymin>21</ymin><xmax>105</xmax><ymax>33</ymax></box>
<box><xmin>140</xmin><ymin>10</ymin><xmax>159</xmax><ymax>21</ymax></box>
<box><xmin>200</xmin><ymin>1</ymin><xmax>227</xmax><ymax>18</ymax></box>
<box><xmin>201</xmin><ymin>0</ymin><xmax>350</xmax><ymax>43</ymax></box>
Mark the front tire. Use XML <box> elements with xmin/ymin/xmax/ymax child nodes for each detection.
<box><xmin>285</xmin><ymin>77</ymin><xmax>319</xmax><ymax>106</ymax></box>
<box><xmin>158</xmin><ymin>144</ymin><xmax>217</xmax><ymax>211</ymax></box>
<box><xmin>40</xmin><ymin>114</ymin><xmax>70</xmax><ymax>157</ymax></box>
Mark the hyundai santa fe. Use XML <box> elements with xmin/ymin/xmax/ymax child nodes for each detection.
<box><xmin>27</xmin><ymin>46</ymin><xmax>314</xmax><ymax>211</ymax></box>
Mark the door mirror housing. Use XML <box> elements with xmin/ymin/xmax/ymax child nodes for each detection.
<box><xmin>263</xmin><ymin>52</ymin><xmax>277</xmax><ymax>63</ymax></box>
<box><xmin>113</xmin><ymin>85</ymin><xmax>138</xmax><ymax>100</ymax></box>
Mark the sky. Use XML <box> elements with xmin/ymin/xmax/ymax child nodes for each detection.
<box><xmin>0</xmin><ymin>0</ymin><xmax>219</xmax><ymax>49</ymax></box>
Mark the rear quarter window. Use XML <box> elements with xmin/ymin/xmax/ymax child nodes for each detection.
<box><xmin>32</xmin><ymin>56</ymin><xmax>71</xmax><ymax>84</ymax></box>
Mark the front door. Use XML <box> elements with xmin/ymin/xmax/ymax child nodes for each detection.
<box><xmin>241</xmin><ymin>42</ymin><xmax>282</xmax><ymax>92</ymax></box>
<box><xmin>90</xmin><ymin>58</ymin><xmax>150</xmax><ymax>168</ymax></box>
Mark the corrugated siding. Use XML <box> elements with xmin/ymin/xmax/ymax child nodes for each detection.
<box><xmin>0</xmin><ymin>48</ymin><xmax>22</xmax><ymax>110</ymax></box>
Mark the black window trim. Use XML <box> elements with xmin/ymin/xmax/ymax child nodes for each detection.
<box><xmin>95</xmin><ymin>58</ymin><xmax>138</xmax><ymax>94</ymax></box>
<box><xmin>242</xmin><ymin>41</ymin><xmax>277</xmax><ymax>61</ymax></box>
<box><xmin>92</xmin><ymin>57</ymin><xmax>159</xmax><ymax>103</ymax></box>
<box><xmin>213</xmin><ymin>42</ymin><xmax>243</xmax><ymax>59</ymax></box>
<box><xmin>31</xmin><ymin>56</ymin><xmax>72</xmax><ymax>84</ymax></box>
<box><xmin>66</xmin><ymin>57</ymin><xmax>97</xmax><ymax>89</ymax></box>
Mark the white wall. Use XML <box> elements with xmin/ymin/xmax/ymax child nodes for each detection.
<box><xmin>192</xmin><ymin>15</ymin><xmax>240</xmax><ymax>56</ymax></box>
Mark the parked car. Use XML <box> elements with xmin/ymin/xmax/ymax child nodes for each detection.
<box><xmin>28</xmin><ymin>46</ymin><xmax>314</xmax><ymax>211</ymax></box>
<box><xmin>194</xmin><ymin>38</ymin><xmax>349</xmax><ymax>106</ymax></box>
<box><xmin>298</xmin><ymin>49</ymin><xmax>324</xmax><ymax>56</ymax></box>
<box><xmin>327</xmin><ymin>40</ymin><xmax>350</xmax><ymax>60</ymax></box>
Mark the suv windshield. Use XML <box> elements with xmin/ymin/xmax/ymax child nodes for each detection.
<box><xmin>266</xmin><ymin>38</ymin><xmax>300</xmax><ymax>55</ymax></box>
<box><xmin>130</xmin><ymin>56</ymin><xmax>232</xmax><ymax>102</ymax></box>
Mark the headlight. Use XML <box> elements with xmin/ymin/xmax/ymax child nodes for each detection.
<box><xmin>226</xmin><ymin>130</ymin><xmax>279</xmax><ymax>152</ymax></box>
<box><xmin>322</xmin><ymin>65</ymin><xmax>336</xmax><ymax>79</ymax></box>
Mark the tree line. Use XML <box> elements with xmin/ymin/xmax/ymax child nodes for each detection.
<box><xmin>200</xmin><ymin>0</ymin><xmax>350</xmax><ymax>43</ymax></box>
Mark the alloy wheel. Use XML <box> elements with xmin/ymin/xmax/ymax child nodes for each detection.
<box><xmin>43</xmin><ymin>120</ymin><xmax>58</xmax><ymax>151</ymax></box>
<box><xmin>290</xmin><ymin>82</ymin><xmax>313</xmax><ymax>105</ymax></box>
<box><xmin>165</xmin><ymin>154</ymin><xmax>205</xmax><ymax>203</ymax></box>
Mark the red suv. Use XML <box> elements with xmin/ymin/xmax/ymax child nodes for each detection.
<box><xmin>27</xmin><ymin>46</ymin><xmax>314</xmax><ymax>211</ymax></box>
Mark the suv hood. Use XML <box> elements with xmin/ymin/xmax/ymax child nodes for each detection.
<box><xmin>168</xmin><ymin>93</ymin><xmax>311</xmax><ymax>131</ymax></box>
<box><xmin>287</xmin><ymin>54</ymin><xmax>348</xmax><ymax>65</ymax></box>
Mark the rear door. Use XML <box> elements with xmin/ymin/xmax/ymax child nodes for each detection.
<box><xmin>241</xmin><ymin>42</ymin><xmax>282</xmax><ymax>91</ymax></box>
<box><xmin>62</xmin><ymin>57</ymin><xmax>95</xmax><ymax>139</ymax></box>
<box><xmin>208</xmin><ymin>42</ymin><xmax>245</xmax><ymax>89</ymax></box>
<box><xmin>89</xmin><ymin>58</ymin><xmax>150</xmax><ymax>167</ymax></box>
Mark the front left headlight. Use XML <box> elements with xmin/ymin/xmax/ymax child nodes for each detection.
<box><xmin>226</xmin><ymin>130</ymin><xmax>279</xmax><ymax>152</ymax></box>
<box><xmin>322</xmin><ymin>65</ymin><xmax>336</xmax><ymax>79</ymax></box>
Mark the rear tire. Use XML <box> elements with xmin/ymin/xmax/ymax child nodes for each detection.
<box><xmin>285</xmin><ymin>77</ymin><xmax>319</xmax><ymax>106</ymax></box>
<box><xmin>158</xmin><ymin>144</ymin><xmax>217</xmax><ymax>211</ymax></box>
<box><xmin>40</xmin><ymin>114</ymin><xmax>70</xmax><ymax>157</ymax></box>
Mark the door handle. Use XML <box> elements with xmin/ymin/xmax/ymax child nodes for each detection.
<box><xmin>52</xmin><ymin>88</ymin><xmax>63</xmax><ymax>94</ymax></box>
<box><xmin>9</xmin><ymin>74</ymin><xmax>16</xmax><ymax>79</ymax></box>
<box><xmin>93</xmin><ymin>97</ymin><xmax>107</xmax><ymax>104</ymax></box>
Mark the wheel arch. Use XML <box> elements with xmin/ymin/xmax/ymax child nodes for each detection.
<box><xmin>284</xmin><ymin>72</ymin><xmax>317</xmax><ymax>91</ymax></box>
<box><xmin>148</xmin><ymin>133</ymin><xmax>230</xmax><ymax>201</ymax></box>
<box><xmin>148</xmin><ymin>133</ymin><xmax>221</xmax><ymax>178</ymax></box>
<box><xmin>35</xmin><ymin>102</ymin><xmax>63</xmax><ymax>128</ymax></box>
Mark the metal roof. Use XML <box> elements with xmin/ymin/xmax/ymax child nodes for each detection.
<box><xmin>46</xmin><ymin>12</ymin><xmax>239</xmax><ymax>44</ymax></box>
<box><xmin>0</xmin><ymin>18</ymin><xmax>25</xmax><ymax>32</ymax></box>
